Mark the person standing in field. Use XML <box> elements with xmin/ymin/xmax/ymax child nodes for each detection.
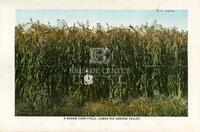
<box><xmin>84</xmin><ymin>69</ymin><xmax>95</xmax><ymax>101</ymax></box>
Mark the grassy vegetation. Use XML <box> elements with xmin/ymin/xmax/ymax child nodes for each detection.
<box><xmin>15</xmin><ymin>20</ymin><xmax>187</xmax><ymax>116</ymax></box>
<box><xmin>16</xmin><ymin>96</ymin><xmax>187</xmax><ymax>116</ymax></box>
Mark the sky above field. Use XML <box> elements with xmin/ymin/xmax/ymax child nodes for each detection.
<box><xmin>16</xmin><ymin>10</ymin><xmax>187</xmax><ymax>31</ymax></box>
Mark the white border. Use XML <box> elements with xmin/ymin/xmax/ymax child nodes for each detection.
<box><xmin>0</xmin><ymin>0</ymin><xmax>200</xmax><ymax>131</ymax></box>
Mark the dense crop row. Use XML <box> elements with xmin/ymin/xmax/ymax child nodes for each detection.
<box><xmin>15</xmin><ymin>20</ymin><xmax>187</xmax><ymax>110</ymax></box>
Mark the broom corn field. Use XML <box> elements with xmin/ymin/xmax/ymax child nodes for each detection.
<box><xmin>15</xmin><ymin>20</ymin><xmax>187</xmax><ymax>116</ymax></box>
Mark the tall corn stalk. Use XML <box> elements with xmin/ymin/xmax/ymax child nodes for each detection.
<box><xmin>15</xmin><ymin>20</ymin><xmax>187</xmax><ymax>109</ymax></box>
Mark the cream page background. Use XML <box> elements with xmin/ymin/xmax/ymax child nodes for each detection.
<box><xmin>0</xmin><ymin>0</ymin><xmax>200</xmax><ymax>131</ymax></box>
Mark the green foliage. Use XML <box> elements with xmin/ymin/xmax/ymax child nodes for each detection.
<box><xmin>15</xmin><ymin>97</ymin><xmax>187</xmax><ymax>116</ymax></box>
<box><xmin>15</xmin><ymin>20</ymin><xmax>187</xmax><ymax>114</ymax></box>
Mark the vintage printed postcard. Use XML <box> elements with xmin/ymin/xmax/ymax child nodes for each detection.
<box><xmin>0</xmin><ymin>0</ymin><xmax>200</xmax><ymax>132</ymax></box>
<box><xmin>15</xmin><ymin>9</ymin><xmax>188</xmax><ymax>116</ymax></box>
